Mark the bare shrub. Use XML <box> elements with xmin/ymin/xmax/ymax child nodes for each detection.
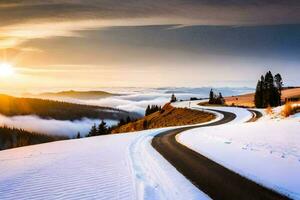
<box><xmin>265</xmin><ymin>105</ymin><xmax>273</xmax><ymax>115</ymax></box>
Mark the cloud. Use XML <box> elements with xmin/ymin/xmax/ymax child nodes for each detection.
<box><xmin>37</xmin><ymin>87</ymin><xmax>253</xmax><ymax>115</ymax></box>
<box><xmin>0</xmin><ymin>0</ymin><xmax>299</xmax><ymax>49</ymax></box>
<box><xmin>0</xmin><ymin>114</ymin><xmax>118</xmax><ymax>137</ymax></box>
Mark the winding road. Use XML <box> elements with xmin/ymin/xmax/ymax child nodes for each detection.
<box><xmin>152</xmin><ymin>109</ymin><xmax>289</xmax><ymax>200</ymax></box>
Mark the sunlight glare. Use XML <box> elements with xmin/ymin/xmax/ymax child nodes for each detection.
<box><xmin>0</xmin><ymin>62</ymin><xmax>15</xmax><ymax>77</ymax></box>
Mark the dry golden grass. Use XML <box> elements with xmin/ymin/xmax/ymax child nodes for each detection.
<box><xmin>112</xmin><ymin>103</ymin><xmax>215</xmax><ymax>133</ymax></box>
<box><xmin>281</xmin><ymin>103</ymin><xmax>293</xmax><ymax>118</ymax></box>
<box><xmin>224</xmin><ymin>93</ymin><xmax>255</xmax><ymax>107</ymax></box>
<box><xmin>224</xmin><ymin>88</ymin><xmax>300</xmax><ymax>108</ymax></box>
<box><xmin>265</xmin><ymin>105</ymin><xmax>274</xmax><ymax>115</ymax></box>
<box><xmin>281</xmin><ymin>102</ymin><xmax>300</xmax><ymax>118</ymax></box>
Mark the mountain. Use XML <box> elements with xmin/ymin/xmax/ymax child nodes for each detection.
<box><xmin>25</xmin><ymin>90</ymin><xmax>117</xmax><ymax>100</ymax></box>
<box><xmin>0</xmin><ymin>94</ymin><xmax>140</xmax><ymax>121</ymax></box>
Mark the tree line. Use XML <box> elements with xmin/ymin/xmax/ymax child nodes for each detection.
<box><xmin>254</xmin><ymin>71</ymin><xmax>283</xmax><ymax>108</ymax></box>
<box><xmin>86</xmin><ymin>104</ymin><xmax>163</xmax><ymax>137</ymax></box>
<box><xmin>208</xmin><ymin>89</ymin><xmax>225</xmax><ymax>105</ymax></box>
<box><xmin>85</xmin><ymin>115</ymin><xmax>137</xmax><ymax>137</ymax></box>
<box><xmin>145</xmin><ymin>105</ymin><xmax>162</xmax><ymax>116</ymax></box>
<box><xmin>0</xmin><ymin>126</ymin><xmax>67</xmax><ymax>150</ymax></box>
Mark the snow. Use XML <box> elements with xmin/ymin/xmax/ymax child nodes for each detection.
<box><xmin>172</xmin><ymin>100</ymin><xmax>253</xmax><ymax>124</ymax></box>
<box><xmin>1</xmin><ymin>98</ymin><xmax>299</xmax><ymax>199</ymax></box>
<box><xmin>0</xmin><ymin>124</ymin><xmax>212</xmax><ymax>200</ymax></box>
<box><xmin>0</xmin><ymin>134</ymin><xmax>137</xmax><ymax>200</ymax></box>
<box><xmin>129</xmin><ymin>128</ymin><xmax>210</xmax><ymax>200</ymax></box>
<box><xmin>178</xmin><ymin>117</ymin><xmax>300</xmax><ymax>199</ymax></box>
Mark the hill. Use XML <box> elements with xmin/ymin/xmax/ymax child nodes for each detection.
<box><xmin>225</xmin><ymin>87</ymin><xmax>300</xmax><ymax>107</ymax></box>
<box><xmin>112</xmin><ymin>103</ymin><xmax>215</xmax><ymax>133</ymax></box>
<box><xmin>0</xmin><ymin>126</ymin><xmax>67</xmax><ymax>150</ymax></box>
<box><xmin>0</xmin><ymin>94</ymin><xmax>139</xmax><ymax>121</ymax></box>
<box><xmin>25</xmin><ymin>90</ymin><xmax>116</xmax><ymax>100</ymax></box>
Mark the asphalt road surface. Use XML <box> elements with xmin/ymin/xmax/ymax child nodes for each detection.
<box><xmin>152</xmin><ymin>109</ymin><xmax>289</xmax><ymax>200</ymax></box>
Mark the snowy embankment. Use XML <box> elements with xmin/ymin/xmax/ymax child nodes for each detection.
<box><xmin>172</xmin><ymin>100</ymin><xmax>253</xmax><ymax>124</ymax></box>
<box><xmin>177</xmin><ymin>104</ymin><xmax>300</xmax><ymax>199</ymax></box>
<box><xmin>129</xmin><ymin>128</ymin><xmax>210</xmax><ymax>200</ymax></box>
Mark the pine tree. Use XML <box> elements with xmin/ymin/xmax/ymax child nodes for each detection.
<box><xmin>118</xmin><ymin>118</ymin><xmax>125</xmax><ymax>126</ymax></box>
<box><xmin>145</xmin><ymin>105</ymin><xmax>150</xmax><ymax>116</ymax></box>
<box><xmin>88</xmin><ymin>123</ymin><xmax>97</xmax><ymax>137</ymax></box>
<box><xmin>254</xmin><ymin>80</ymin><xmax>263</xmax><ymax>108</ymax></box>
<box><xmin>170</xmin><ymin>93</ymin><xmax>177</xmax><ymax>102</ymax></box>
<box><xmin>274</xmin><ymin>73</ymin><xmax>283</xmax><ymax>105</ymax></box>
<box><xmin>209</xmin><ymin>89</ymin><xmax>214</xmax><ymax>104</ymax></box>
<box><xmin>126</xmin><ymin>116</ymin><xmax>131</xmax><ymax>123</ymax></box>
<box><xmin>98</xmin><ymin>120</ymin><xmax>108</xmax><ymax>135</ymax></box>
<box><xmin>218</xmin><ymin>92</ymin><xmax>225</xmax><ymax>105</ymax></box>
<box><xmin>254</xmin><ymin>71</ymin><xmax>283</xmax><ymax>108</ymax></box>
<box><xmin>76</xmin><ymin>132</ymin><xmax>81</xmax><ymax>139</ymax></box>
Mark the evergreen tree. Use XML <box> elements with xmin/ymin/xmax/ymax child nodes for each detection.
<box><xmin>118</xmin><ymin>118</ymin><xmax>126</xmax><ymax>126</ymax></box>
<box><xmin>274</xmin><ymin>73</ymin><xmax>283</xmax><ymax>105</ymax></box>
<box><xmin>76</xmin><ymin>132</ymin><xmax>81</xmax><ymax>139</ymax></box>
<box><xmin>98</xmin><ymin>120</ymin><xmax>108</xmax><ymax>135</ymax></box>
<box><xmin>254</xmin><ymin>71</ymin><xmax>283</xmax><ymax>108</ymax></box>
<box><xmin>145</xmin><ymin>104</ymin><xmax>161</xmax><ymax>116</ymax></box>
<box><xmin>88</xmin><ymin>123</ymin><xmax>97</xmax><ymax>137</ymax></box>
<box><xmin>145</xmin><ymin>105</ymin><xmax>150</xmax><ymax>116</ymax></box>
<box><xmin>170</xmin><ymin>93</ymin><xmax>177</xmax><ymax>102</ymax></box>
<box><xmin>254</xmin><ymin>80</ymin><xmax>263</xmax><ymax>108</ymax></box>
<box><xmin>209</xmin><ymin>89</ymin><xmax>214</xmax><ymax>104</ymax></box>
<box><xmin>126</xmin><ymin>116</ymin><xmax>131</xmax><ymax>123</ymax></box>
<box><xmin>217</xmin><ymin>92</ymin><xmax>225</xmax><ymax>105</ymax></box>
<box><xmin>208</xmin><ymin>89</ymin><xmax>225</xmax><ymax>105</ymax></box>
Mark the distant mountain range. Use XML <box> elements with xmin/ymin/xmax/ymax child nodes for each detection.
<box><xmin>24</xmin><ymin>90</ymin><xmax>117</xmax><ymax>100</ymax></box>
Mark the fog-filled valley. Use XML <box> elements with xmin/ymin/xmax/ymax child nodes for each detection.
<box><xmin>0</xmin><ymin>87</ymin><xmax>252</xmax><ymax>138</ymax></box>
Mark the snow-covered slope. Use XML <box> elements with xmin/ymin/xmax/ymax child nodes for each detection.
<box><xmin>178</xmin><ymin>112</ymin><xmax>300</xmax><ymax>199</ymax></box>
<box><xmin>0</xmin><ymin>134</ymin><xmax>137</xmax><ymax>200</ymax></box>
<box><xmin>0</xmin><ymin>126</ymin><xmax>210</xmax><ymax>200</ymax></box>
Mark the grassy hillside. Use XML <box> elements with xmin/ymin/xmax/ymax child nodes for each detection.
<box><xmin>224</xmin><ymin>87</ymin><xmax>300</xmax><ymax>107</ymax></box>
<box><xmin>0</xmin><ymin>94</ymin><xmax>137</xmax><ymax>121</ymax></box>
<box><xmin>112</xmin><ymin>103</ymin><xmax>215</xmax><ymax>133</ymax></box>
<box><xmin>29</xmin><ymin>90</ymin><xmax>116</xmax><ymax>100</ymax></box>
<box><xmin>0</xmin><ymin>126</ymin><xmax>67</xmax><ymax>151</ymax></box>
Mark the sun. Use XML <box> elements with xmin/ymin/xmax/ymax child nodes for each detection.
<box><xmin>0</xmin><ymin>62</ymin><xmax>15</xmax><ymax>77</ymax></box>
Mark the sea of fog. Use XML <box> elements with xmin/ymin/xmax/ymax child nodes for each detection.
<box><xmin>60</xmin><ymin>87</ymin><xmax>253</xmax><ymax>115</ymax></box>
<box><xmin>0</xmin><ymin>87</ymin><xmax>253</xmax><ymax>137</ymax></box>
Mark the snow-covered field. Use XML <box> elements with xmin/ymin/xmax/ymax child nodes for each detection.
<box><xmin>0</xmin><ymin>126</ymin><xmax>211</xmax><ymax>200</ymax></box>
<box><xmin>178</xmin><ymin>104</ymin><xmax>300</xmax><ymax>199</ymax></box>
<box><xmin>0</xmin><ymin>134</ymin><xmax>137</xmax><ymax>199</ymax></box>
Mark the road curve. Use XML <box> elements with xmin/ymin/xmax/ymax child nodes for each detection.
<box><xmin>247</xmin><ymin>109</ymin><xmax>263</xmax><ymax>122</ymax></box>
<box><xmin>152</xmin><ymin>109</ymin><xmax>289</xmax><ymax>200</ymax></box>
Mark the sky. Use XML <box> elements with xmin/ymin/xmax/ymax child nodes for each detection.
<box><xmin>0</xmin><ymin>0</ymin><xmax>299</xmax><ymax>94</ymax></box>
